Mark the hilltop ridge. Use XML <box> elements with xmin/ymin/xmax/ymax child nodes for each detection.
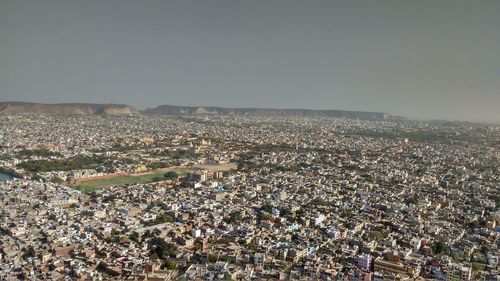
<box><xmin>143</xmin><ymin>104</ymin><xmax>399</xmax><ymax>121</ymax></box>
<box><xmin>0</xmin><ymin>102</ymin><xmax>138</xmax><ymax>115</ymax></box>
<box><xmin>0</xmin><ymin>101</ymin><xmax>403</xmax><ymax>120</ymax></box>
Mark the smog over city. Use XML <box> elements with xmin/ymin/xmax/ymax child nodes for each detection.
<box><xmin>0</xmin><ymin>1</ymin><xmax>499</xmax><ymax>280</ymax></box>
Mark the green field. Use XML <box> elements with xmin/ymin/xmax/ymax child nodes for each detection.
<box><xmin>73</xmin><ymin>170</ymin><xmax>190</xmax><ymax>193</ymax></box>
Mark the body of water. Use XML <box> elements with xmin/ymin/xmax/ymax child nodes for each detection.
<box><xmin>0</xmin><ymin>171</ymin><xmax>13</xmax><ymax>181</ymax></box>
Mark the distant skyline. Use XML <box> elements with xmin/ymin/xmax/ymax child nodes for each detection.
<box><xmin>1</xmin><ymin>0</ymin><xmax>499</xmax><ymax>123</ymax></box>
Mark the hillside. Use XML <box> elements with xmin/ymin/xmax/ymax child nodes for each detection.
<box><xmin>0</xmin><ymin>101</ymin><xmax>402</xmax><ymax>120</ymax></box>
<box><xmin>142</xmin><ymin>104</ymin><xmax>397</xmax><ymax>121</ymax></box>
<box><xmin>0</xmin><ymin>102</ymin><xmax>138</xmax><ymax>115</ymax></box>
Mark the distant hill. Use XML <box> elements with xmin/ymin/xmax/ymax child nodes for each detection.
<box><xmin>143</xmin><ymin>104</ymin><xmax>398</xmax><ymax>121</ymax></box>
<box><xmin>0</xmin><ymin>102</ymin><xmax>138</xmax><ymax>115</ymax></box>
<box><xmin>0</xmin><ymin>101</ymin><xmax>402</xmax><ymax>120</ymax></box>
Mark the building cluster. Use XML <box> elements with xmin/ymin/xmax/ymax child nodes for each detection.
<box><xmin>0</xmin><ymin>113</ymin><xmax>498</xmax><ymax>280</ymax></box>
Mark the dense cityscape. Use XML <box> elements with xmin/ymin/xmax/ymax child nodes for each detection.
<box><xmin>0</xmin><ymin>113</ymin><xmax>498</xmax><ymax>280</ymax></box>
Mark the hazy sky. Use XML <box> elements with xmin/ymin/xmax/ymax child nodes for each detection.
<box><xmin>1</xmin><ymin>0</ymin><xmax>499</xmax><ymax>122</ymax></box>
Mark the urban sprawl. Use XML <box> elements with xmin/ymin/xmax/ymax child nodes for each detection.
<box><xmin>0</xmin><ymin>113</ymin><xmax>499</xmax><ymax>281</ymax></box>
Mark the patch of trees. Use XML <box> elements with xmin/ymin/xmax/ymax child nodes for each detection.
<box><xmin>371</xmin><ymin>230</ymin><xmax>385</xmax><ymax>241</ymax></box>
<box><xmin>147</xmin><ymin>162</ymin><xmax>170</xmax><ymax>170</ymax></box>
<box><xmin>149</xmin><ymin>237</ymin><xmax>178</xmax><ymax>261</ymax></box>
<box><xmin>310</xmin><ymin>198</ymin><xmax>328</xmax><ymax>206</ymax></box>
<box><xmin>472</xmin><ymin>262</ymin><xmax>484</xmax><ymax>271</ymax></box>
<box><xmin>480</xmin><ymin>244</ymin><xmax>492</xmax><ymax>254</ymax></box>
<box><xmin>17</xmin><ymin>149</ymin><xmax>62</xmax><ymax>158</ymax></box>
<box><xmin>156</xmin><ymin>213</ymin><xmax>175</xmax><ymax>224</ymax></box>
<box><xmin>433</xmin><ymin>240</ymin><xmax>448</xmax><ymax>255</ymax></box>
<box><xmin>223</xmin><ymin>212</ymin><xmax>242</xmax><ymax>224</ymax></box>
<box><xmin>279</xmin><ymin>207</ymin><xmax>292</xmax><ymax>218</ymax></box>
<box><xmin>150</xmin><ymin>149</ymin><xmax>197</xmax><ymax>159</ymax></box>
<box><xmin>164</xmin><ymin>171</ymin><xmax>178</xmax><ymax>180</ymax></box>
<box><xmin>232</xmin><ymin>198</ymin><xmax>244</xmax><ymax>205</ymax></box>
<box><xmin>208</xmin><ymin>253</ymin><xmax>218</xmax><ymax>263</ymax></box>
<box><xmin>17</xmin><ymin>155</ymin><xmax>113</xmax><ymax>172</ymax></box>
<box><xmin>51</xmin><ymin>177</ymin><xmax>64</xmax><ymax>184</ymax></box>
<box><xmin>260</xmin><ymin>204</ymin><xmax>273</xmax><ymax>214</ymax></box>
<box><xmin>450</xmin><ymin>251</ymin><xmax>463</xmax><ymax>262</ymax></box>
<box><xmin>108</xmin><ymin>144</ymin><xmax>141</xmax><ymax>152</ymax></box>
<box><xmin>340</xmin><ymin>209</ymin><xmax>352</xmax><ymax>219</ymax></box>
<box><xmin>163</xmin><ymin>260</ymin><xmax>177</xmax><ymax>270</ymax></box>
<box><xmin>102</xmin><ymin>194</ymin><xmax>117</xmax><ymax>203</ymax></box>
<box><xmin>259</xmin><ymin>213</ymin><xmax>274</xmax><ymax>221</ymax></box>
<box><xmin>178</xmin><ymin>181</ymin><xmax>193</xmax><ymax>188</ymax></box>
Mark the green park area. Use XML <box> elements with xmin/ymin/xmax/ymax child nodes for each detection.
<box><xmin>73</xmin><ymin>169</ymin><xmax>191</xmax><ymax>193</ymax></box>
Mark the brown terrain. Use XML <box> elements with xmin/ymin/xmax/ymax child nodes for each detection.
<box><xmin>0</xmin><ymin>102</ymin><xmax>137</xmax><ymax>115</ymax></box>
